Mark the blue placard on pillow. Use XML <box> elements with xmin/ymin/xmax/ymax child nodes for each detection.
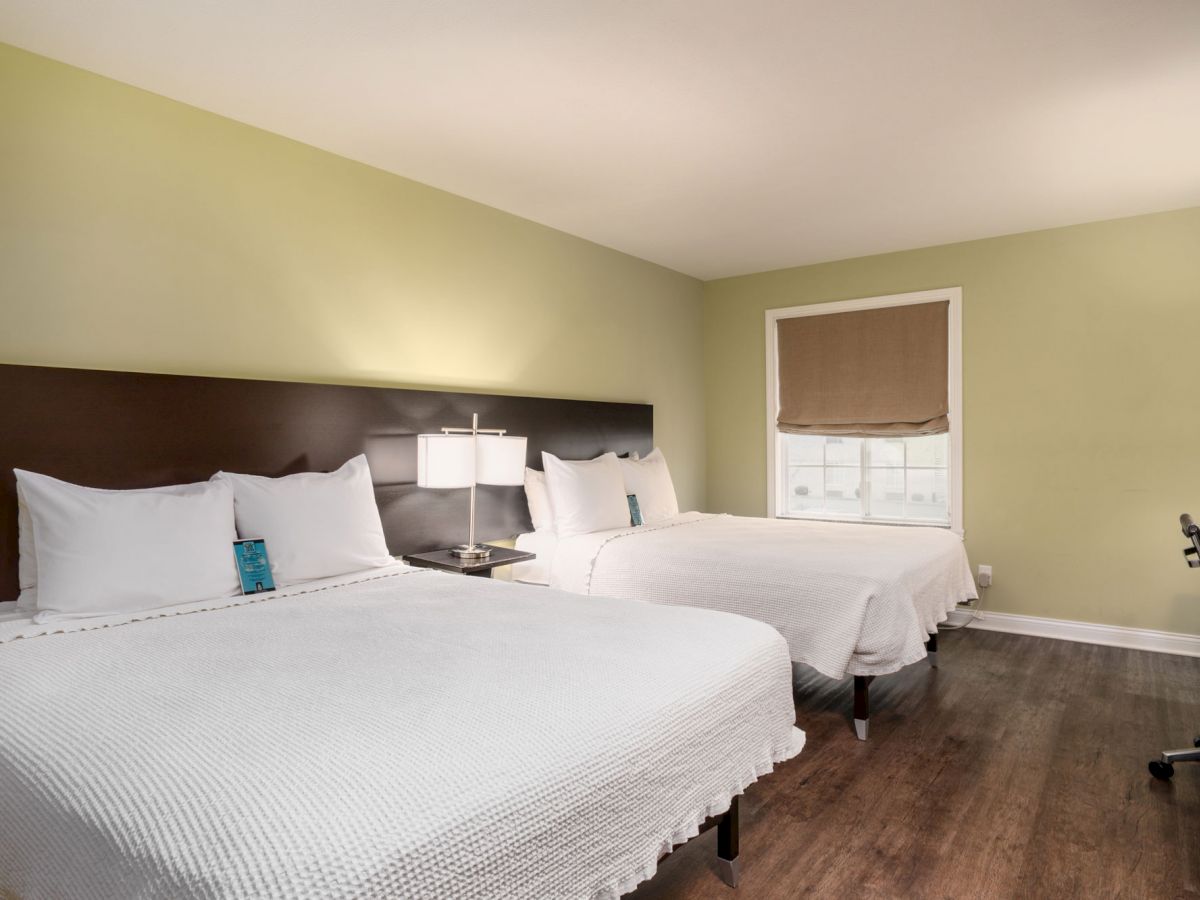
<box><xmin>233</xmin><ymin>539</ymin><xmax>276</xmax><ymax>595</ymax></box>
<box><xmin>627</xmin><ymin>494</ymin><xmax>644</xmax><ymax>527</ymax></box>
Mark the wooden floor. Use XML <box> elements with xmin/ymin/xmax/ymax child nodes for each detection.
<box><xmin>630</xmin><ymin>628</ymin><xmax>1200</xmax><ymax>899</ymax></box>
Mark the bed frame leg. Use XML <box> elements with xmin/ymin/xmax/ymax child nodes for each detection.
<box><xmin>925</xmin><ymin>631</ymin><xmax>939</xmax><ymax>668</ymax></box>
<box><xmin>853</xmin><ymin>675</ymin><xmax>873</xmax><ymax>741</ymax></box>
<box><xmin>717</xmin><ymin>795</ymin><xmax>740</xmax><ymax>887</ymax></box>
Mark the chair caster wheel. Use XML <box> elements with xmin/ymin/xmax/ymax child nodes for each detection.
<box><xmin>1149</xmin><ymin>760</ymin><xmax>1175</xmax><ymax>780</ymax></box>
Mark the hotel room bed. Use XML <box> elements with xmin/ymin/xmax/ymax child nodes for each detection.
<box><xmin>0</xmin><ymin>564</ymin><xmax>804</xmax><ymax>900</ymax></box>
<box><xmin>517</xmin><ymin>512</ymin><xmax>977</xmax><ymax>737</ymax></box>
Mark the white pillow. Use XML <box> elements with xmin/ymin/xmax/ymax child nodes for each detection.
<box><xmin>524</xmin><ymin>467</ymin><xmax>555</xmax><ymax>532</ymax></box>
<box><xmin>541</xmin><ymin>452</ymin><xmax>631</xmax><ymax>537</ymax></box>
<box><xmin>214</xmin><ymin>455</ymin><xmax>393</xmax><ymax>585</ymax></box>
<box><xmin>16</xmin><ymin>478</ymin><xmax>218</xmax><ymax>610</ymax></box>
<box><xmin>15</xmin><ymin>469</ymin><xmax>240</xmax><ymax>618</ymax></box>
<box><xmin>16</xmin><ymin>484</ymin><xmax>37</xmax><ymax>610</ymax></box>
<box><xmin>619</xmin><ymin>448</ymin><xmax>680</xmax><ymax>525</ymax></box>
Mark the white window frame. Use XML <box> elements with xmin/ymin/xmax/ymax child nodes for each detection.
<box><xmin>764</xmin><ymin>287</ymin><xmax>964</xmax><ymax>534</ymax></box>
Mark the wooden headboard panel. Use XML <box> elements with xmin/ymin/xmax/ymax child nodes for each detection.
<box><xmin>0</xmin><ymin>364</ymin><xmax>653</xmax><ymax>600</ymax></box>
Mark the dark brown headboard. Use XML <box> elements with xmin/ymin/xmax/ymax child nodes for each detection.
<box><xmin>0</xmin><ymin>364</ymin><xmax>653</xmax><ymax>600</ymax></box>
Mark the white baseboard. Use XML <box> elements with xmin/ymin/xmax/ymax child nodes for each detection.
<box><xmin>943</xmin><ymin>607</ymin><xmax>1200</xmax><ymax>658</ymax></box>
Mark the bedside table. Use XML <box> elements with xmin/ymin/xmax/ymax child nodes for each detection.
<box><xmin>402</xmin><ymin>545</ymin><xmax>536</xmax><ymax>578</ymax></box>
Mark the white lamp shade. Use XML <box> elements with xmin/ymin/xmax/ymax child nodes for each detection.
<box><xmin>416</xmin><ymin>432</ymin><xmax>527</xmax><ymax>488</ymax></box>
<box><xmin>416</xmin><ymin>434</ymin><xmax>475</xmax><ymax>488</ymax></box>
<box><xmin>475</xmin><ymin>434</ymin><xmax>528</xmax><ymax>486</ymax></box>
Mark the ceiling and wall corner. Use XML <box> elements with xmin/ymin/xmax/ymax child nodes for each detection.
<box><xmin>1</xmin><ymin>0</ymin><xmax>1197</xmax><ymax>280</ymax></box>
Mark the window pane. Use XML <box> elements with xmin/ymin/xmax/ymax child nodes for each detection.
<box><xmin>906</xmin><ymin>468</ymin><xmax>949</xmax><ymax>522</ymax></box>
<box><xmin>783</xmin><ymin>434</ymin><xmax>825</xmax><ymax>466</ymax></box>
<box><xmin>778</xmin><ymin>432</ymin><xmax>949</xmax><ymax>526</ymax></box>
<box><xmin>867</xmin><ymin>467</ymin><xmax>906</xmax><ymax>519</ymax></box>
<box><xmin>785</xmin><ymin>466</ymin><xmax>824</xmax><ymax>516</ymax></box>
<box><xmin>822</xmin><ymin>466</ymin><xmax>861</xmax><ymax>516</ymax></box>
<box><xmin>823</xmin><ymin>466</ymin><xmax>859</xmax><ymax>499</ymax></box>
<box><xmin>870</xmin><ymin>438</ymin><xmax>905</xmax><ymax>468</ymax></box>
<box><xmin>824</xmin><ymin>437</ymin><xmax>861</xmax><ymax>466</ymax></box>
<box><xmin>905</xmin><ymin>433</ymin><xmax>948</xmax><ymax>468</ymax></box>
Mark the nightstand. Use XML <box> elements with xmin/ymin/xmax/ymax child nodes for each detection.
<box><xmin>402</xmin><ymin>545</ymin><xmax>536</xmax><ymax>578</ymax></box>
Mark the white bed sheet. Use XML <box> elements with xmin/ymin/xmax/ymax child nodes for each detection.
<box><xmin>549</xmin><ymin>513</ymin><xmax>977</xmax><ymax>678</ymax></box>
<box><xmin>0</xmin><ymin>564</ymin><xmax>803</xmax><ymax>900</ymax></box>
<box><xmin>513</xmin><ymin>530</ymin><xmax>559</xmax><ymax>584</ymax></box>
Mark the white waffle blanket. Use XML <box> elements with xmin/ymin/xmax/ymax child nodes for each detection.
<box><xmin>0</xmin><ymin>565</ymin><xmax>803</xmax><ymax>900</ymax></box>
<box><xmin>550</xmin><ymin>514</ymin><xmax>978</xmax><ymax>679</ymax></box>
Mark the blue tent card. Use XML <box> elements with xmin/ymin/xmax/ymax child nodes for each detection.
<box><xmin>627</xmin><ymin>494</ymin><xmax>644</xmax><ymax>527</ymax></box>
<box><xmin>233</xmin><ymin>539</ymin><xmax>276</xmax><ymax>595</ymax></box>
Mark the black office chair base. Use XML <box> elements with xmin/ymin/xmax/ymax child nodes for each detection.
<box><xmin>1148</xmin><ymin>741</ymin><xmax>1200</xmax><ymax>780</ymax></box>
<box><xmin>1148</xmin><ymin>516</ymin><xmax>1200</xmax><ymax>782</ymax></box>
<box><xmin>1149</xmin><ymin>760</ymin><xmax>1175</xmax><ymax>780</ymax></box>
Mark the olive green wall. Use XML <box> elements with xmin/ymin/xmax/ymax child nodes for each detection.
<box><xmin>0</xmin><ymin>42</ymin><xmax>706</xmax><ymax>511</ymax></box>
<box><xmin>704</xmin><ymin>207</ymin><xmax>1200</xmax><ymax>634</ymax></box>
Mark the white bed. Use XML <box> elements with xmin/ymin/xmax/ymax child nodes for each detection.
<box><xmin>518</xmin><ymin>512</ymin><xmax>976</xmax><ymax>737</ymax></box>
<box><xmin>0</xmin><ymin>563</ymin><xmax>803</xmax><ymax>900</ymax></box>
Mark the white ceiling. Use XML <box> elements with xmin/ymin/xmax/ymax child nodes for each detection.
<box><xmin>3</xmin><ymin>1</ymin><xmax>1199</xmax><ymax>279</ymax></box>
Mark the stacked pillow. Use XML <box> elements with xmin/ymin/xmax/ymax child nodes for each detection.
<box><xmin>15</xmin><ymin>472</ymin><xmax>240</xmax><ymax>618</ymax></box>
<box><xmin>619</xmin><ymin>449</ymin><xmax>680</xmax><ymax>524</ymax></box>
<box><xmin>529</xmin><ymin>447</ymin><xmax>680</xmax><ymax>537</ymax></box>
<box><xmin>523</xmin><ymin>468</ymin><xmax>555</xmax><ymax>532</ymax></box>
<box><xmin>14</xmin><ymin>454</ymin><xmax>393</xmax><ymax>620</ymax></box>
<box><xmin>213</xmin><ymin>455</ymin><xmax>393</xmax><ymax>586</ymax></box>
<box><xmin>541</xmin><ymin>452</ymin><xmax>631</xmax><ymax>537</ymax></box>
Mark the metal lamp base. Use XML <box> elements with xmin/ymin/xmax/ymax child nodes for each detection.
<box><xmin>449</xmin><ymin>544</ymin><xmax>492</xmax><ymax>560</ymax></box>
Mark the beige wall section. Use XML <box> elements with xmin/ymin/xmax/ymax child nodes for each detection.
<box><xmin>704</xmin><ymin>207</ymin><xmax>1200</xmax><ymax>634</ymax></box>
<box><xmin>0</xmin><ymin>43</ymin><xmax>706</xmax><ymax>512</ymax></box>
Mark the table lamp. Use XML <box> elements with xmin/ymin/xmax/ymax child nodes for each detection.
<box><xmin>416</xmin><ymin>414</ymin><xmax>527</xmax><ymax>560</ymax></box>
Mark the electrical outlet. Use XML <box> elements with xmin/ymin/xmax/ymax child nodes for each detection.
<box><xmin>977</xmin><ymin>564</ymin><xmax>992</xmax><ymax>588</ymax></box>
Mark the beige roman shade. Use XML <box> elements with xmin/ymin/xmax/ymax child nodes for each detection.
<box><xmin>776</xmin><ymin>300</ymin><xmax>949</xmax><ymax>437</ymax></box>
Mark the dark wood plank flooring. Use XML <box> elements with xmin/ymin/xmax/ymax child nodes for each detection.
<box><xmin>630</xmin><ymin>629</ymin><xmax>1200</xmax><ymax>899</ymax></box>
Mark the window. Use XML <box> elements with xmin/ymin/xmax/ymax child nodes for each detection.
<box><xmin>781</xmin><ymin>433</ymin><xmax>950</xmax><ymax>525</ymax></box>
<box><xmin>766</xmin><ymin>289</ymin><xmax>962</xmax><ymax>531</ymax></box>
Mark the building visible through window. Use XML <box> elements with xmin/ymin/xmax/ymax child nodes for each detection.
<box><xmin>781</xmin><ymin>433</ymin><xmax>949</xmax><ymax>525</ymax></box>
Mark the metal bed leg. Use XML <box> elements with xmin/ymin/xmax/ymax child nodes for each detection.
<box><xmin>925</xmin><ymin>632</ymin><xmax>938</xmax><ymax>668</ymax></box>
<box><xmin>853</xmin><ymin>675</ymin><xmax>873</xmax><ymax>741</ymax></box>
<box><xmin>717</xmin><ymin>795</ymin><xmax>740</xmax><ymax>887</ymax></box>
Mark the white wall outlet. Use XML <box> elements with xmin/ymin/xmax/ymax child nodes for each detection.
<box><xmin>977</xmin><ymin>565</ymin><xmax>992</xmax><ymax>588</ymax></box>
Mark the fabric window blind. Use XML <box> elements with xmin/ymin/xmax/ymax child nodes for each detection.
<box><xmin>776</xmin><ymin>300</ymin><xmax>949</xmax><ymax>437</ymax></box>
